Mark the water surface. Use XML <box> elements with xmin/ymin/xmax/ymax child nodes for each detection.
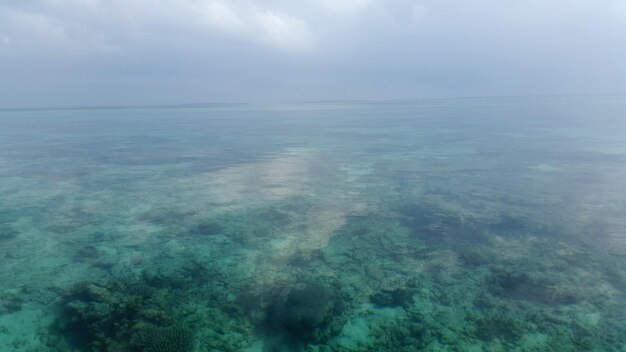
<box><xmin>1</xmin><ymin>97</ymin><xmax>625</xmax><ymax>351</ymax></box>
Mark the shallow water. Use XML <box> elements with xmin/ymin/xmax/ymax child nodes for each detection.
<box><xmin>1</xmin><ymin>97</ymin><xmax>626</xmax><ymax>351</ymax></box>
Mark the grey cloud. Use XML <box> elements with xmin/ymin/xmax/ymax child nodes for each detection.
<box><xmin>0</xmin><ymin>0</ymin><xmax>625</xmax><ymax>107</ymax></box>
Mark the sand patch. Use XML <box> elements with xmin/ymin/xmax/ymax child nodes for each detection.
<box><xmin>0</xmin><ymin>304</ymin><xmax>52</xmax><ymax>351</ymax></box>
<box><xmin>175</xmin><ymin>149</ymin><xmax>320</xmax><ymax>211</ymax></box>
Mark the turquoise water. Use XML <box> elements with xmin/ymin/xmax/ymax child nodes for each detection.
<box><xmin>1</xmin><ymin>97</ymin><xmax>626</xmax><ymax>351</ymax></box>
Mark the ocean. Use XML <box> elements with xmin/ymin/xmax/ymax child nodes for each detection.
<box><xmin>1</xmin><ymin>97</ymin><xmax>625</xmax><ymax>351</ymax></box>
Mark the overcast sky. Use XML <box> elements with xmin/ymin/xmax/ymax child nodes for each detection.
<box><xmin>1</xmin><ymin>0</ymin><xmax>625</xmax><ymax>107</ymax></box>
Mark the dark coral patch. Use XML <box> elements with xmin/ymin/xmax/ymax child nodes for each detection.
<box><xmin>192</xmin><ymin>220</ymin><xmax>225</xmax><ymax>237</ymax></box>
<box><xmin>131</xmin><ymin>326</ymin><xmax>194</xmax><ymax>352</ymax></box>
<box><xmin>265</xmin><ymin>281</ymin><xmax>345</xmax><ymax>344</ymax></box>
<box><xmin>489</xmin><ymin>270</ymin><xmax>578</xmax><ymax>305</ymax></box>
<box><xmin>370</xmin><ymin>288</ymin><xmax>415</xmax><ymax>308</ymax></box>
<box><xmin>0</xmin><ymin>223</ymin><xmax>19</xmax><ymax>241</ymax></box>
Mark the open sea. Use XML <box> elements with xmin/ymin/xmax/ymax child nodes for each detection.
<box><xmin>1</xmin><ymin>96</ymin><xmax>626</xmax><ymax>351</ymax></box>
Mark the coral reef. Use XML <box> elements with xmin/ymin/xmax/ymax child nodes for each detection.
<box><xmin>3</xmin><ymin>101</ymin><xmax>626</xmax><ymax>351</ymax></box>
<box><xmin>0</xmin><ymin>290</ymin><xmax>23</xmax><ymax>315</ymax></box>
<box><xmin>131</xmin><ymin>326</ymin><xmax>194</xmax><ymax>352</ymax></box>
<box><xmin>265</xmin><ymin>281</ymin><xmax>346</xmax><ymax>344</ymax></box>
<box><xmin>369</xmin><ymin>288</ymin><xmax>415</xmax><ymax>308</ymax></box>
<box><xmin>0</xmin><ymin>223</ymin><xmax>18</xmax><ymax>241</ymax></box>
<box><xmin>50</xmin><ymin>254</ymin><xmax>255</xmax><ymax>352</ymax></box>
<box><xmin>55</xmin><ymin>279</ymin><xmax>179</xmax><ymax>351</ymax></box>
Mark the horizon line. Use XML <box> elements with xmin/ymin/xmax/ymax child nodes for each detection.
<box><xmin>1</xmin><ymin>94</ymin><xmax>624</xmax><ymax>112</ymax></box>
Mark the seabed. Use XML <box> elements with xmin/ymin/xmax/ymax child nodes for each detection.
<box><xmin>0</xmin><ymin>97</ymin><xmax>625</xmax><ymax>351</ymax></box>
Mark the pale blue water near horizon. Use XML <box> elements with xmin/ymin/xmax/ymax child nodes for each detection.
<box><xmin>1</xmin><ymin>96</ymin><xmax>626</xmax><ymax>351</ymax></box>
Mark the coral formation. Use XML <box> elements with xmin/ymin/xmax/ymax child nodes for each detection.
<box><xmin>192</xmin><ymin>220</ymin><xmax>225</xmax><ymax>237</ymax></box>
<box><xmin>266</xmin><ymin>281</ymin><xmax>346</xmax><ymax>344</ymax></box>
<box><xmin>3</xmin><ymin>101</ymin><xmax>626</xmax><ymax>351</ymax></box>
<box><xmin>55</xmin><ymin>280</ymin><xmax>178</xmax><ymax>351</ymax></box>
<box><xmin>369</xmin><ymin>288</ymin><xmax>415</xmax><ymax>308</ymax></box>
<box><xmin>131</xmin><ymin>326</ymin><xmax>194</xmax><ymax>352</ymax></box>
<box><xmin>0</xmin><ymin>223</ymin><xmax>18</xmax><ymax>241</ymax></box>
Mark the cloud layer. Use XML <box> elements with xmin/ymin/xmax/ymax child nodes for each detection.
<box><xmin>1</xmin><ymin>0</ymin><xmax>625</xmax><ymax>106</ymax></box>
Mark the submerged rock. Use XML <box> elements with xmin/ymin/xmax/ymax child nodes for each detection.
<box><xmin>489</xmin><ymin>270</ymin><xmax>579</xmax><ymax>305</ymax></box>
<box><xmin>370</xmin><ymin>288</ymin><xmax>415</xmax><ymax>308</ymax></box>
<box><xmin>266</xmin><ymin>281</ymin><xmax>345</xmax><ymax>343</ymax></box>
<box><xmin>192</xmin><ymin>220</ymin><xmax>225</xmax><ymax>237</ymax></box>
<box><xmin>54</xmin><ymin>279</ymin><xmax>187</xmax><ymax>351</ymax></box>
<box><xmin>132</xmin><ymin>326</ymin><xmax>194</xmax><ymax>352</ymax></box>
<box><xmin>0</xmin><ymin>223</ymin><xmax>18</xmax><ymax>241</ymax></box>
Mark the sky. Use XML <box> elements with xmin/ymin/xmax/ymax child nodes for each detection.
<box><xmin>0</xmin><ymin>0</ymin><xmax>625</xmax><ymax>107</ymax></box>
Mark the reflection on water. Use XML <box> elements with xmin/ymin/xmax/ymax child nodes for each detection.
<box><xmin>0</xmin><ymin>97</ymin><xmax>626</xmax><ymax>351</ymax></box>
